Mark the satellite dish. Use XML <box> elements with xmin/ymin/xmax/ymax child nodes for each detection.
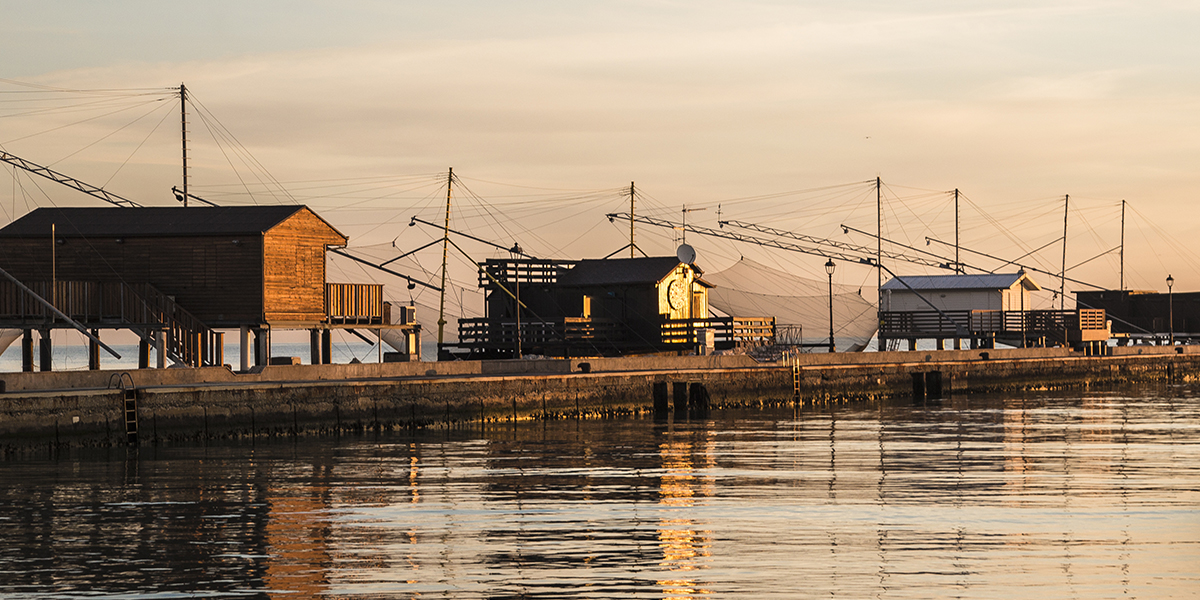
<box><xmin>677</xmin><ymin>244</ymin><xmax>696</xmax><ymax>264</ymax></box>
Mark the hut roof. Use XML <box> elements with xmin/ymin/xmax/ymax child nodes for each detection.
<box><xmin>0</xmin><ymin>206</ymin><xmax>347</xmax><ymax>242</ymax></box>
<box><xmin>881</xmin><ymin>272</ymin><xmax>1040</xmax><ymax>292</ymax></box>
<box><xmin>558</xmin><ymin>256</ymin><xmax>703</xmax><ymax>287</ymax></box>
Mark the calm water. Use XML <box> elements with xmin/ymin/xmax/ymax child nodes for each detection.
<box><xmin>1</xmin><ymin>387</ymin><xmax>1199</xmax><ymax>599</ymax></box>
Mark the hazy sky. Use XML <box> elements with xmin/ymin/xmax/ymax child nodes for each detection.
<box><xmin>3</xmin><ymin>0</ymin><xmax>1200</xmax><ymax>300</ymax></box>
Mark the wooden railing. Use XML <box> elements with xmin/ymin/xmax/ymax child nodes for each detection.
<box><xmin>325</xmin><ymin>283</ymin><xmax>384</xmax><ymax>324</ymax></box>
<box><xmin>455</xmin><ymin>315</ymin><xmax>775</xmax><ymax>356</ymax></box>
<box><xmin>880</xmin><ymin>309</ymin><xmax>1107</xmax><ymax>338</ymax></box>
<box><xmin>661</xmin><ymin>317</ymin><xmax>775</xmax><ymax>349</ymax></box>
<box><xmin>0</xmin><ymin>280</ymin><xmax>220</xmax><ymax>366</ymax></box>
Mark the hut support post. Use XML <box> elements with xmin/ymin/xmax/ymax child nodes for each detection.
<box><xmin>155</xmin><ymin>330</ymin><xmax>165</xmax><ymax>369</ymax></box>
<box><xmin>213</xmin><ymin>332</ymin><xmax>224</xmax><ymax>367</ymax></box>
<box><xmin>310</xmin><ymin>330</ymin><xmax>320</xmax><ymax>365</ymax></box>
<box><xmin>240</xmin><ymin>326</ymin><xmax>250</xmax><ymax>371</ymax></box>
<box><xmin>321</xmin><ymin>330</ymin><xmax>332</xmax><ymax>364</ymax></box>
<box><xmin>21</xmin><ymin>329</ymin><xmax>33</xmax><ymax>372</ymax></box>
<box><xmin>138</xmin><ymin>338</ymin><xmax>149</xmax><ymax>369</ymax></box>
<box><xmin>88</xmin><ymin>329</ymin><xmax>100</xmax><ymax>370</ymax></box>
<box><xmin>38</xmin><ymin>329</ymin><xmax>51</xmax><ymax>372</ymax></box>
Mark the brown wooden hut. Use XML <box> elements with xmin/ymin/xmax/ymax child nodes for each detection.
<box><xmin>0</xmin><ymin>206</ymin><xmax>416</xmax><ymax>371</ymax></box>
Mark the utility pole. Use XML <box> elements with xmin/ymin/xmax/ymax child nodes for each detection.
<box><xmin>437</xmin><ymin>167</ymin><xmax>453</xmax><ymax>356</ymax></box>
<box><xmin>180</xmin><ymin>83</ymin><xmax>188</xmax><ymax>207</ymax></box>
<box><xmin>51</xmin><ymin>223</ymin><xmax>56</xmax><ymax>311</ymax></box>
<box><xmin>1061</xmin><ymin>195</ymin><xmax>1069</xmax><ymax>312</ymax></box>
<box><xmin>877</xmin><ymin>176</ymin><xmax>883</xmax><ymax>350</ymax></box>
<box><xmin>630</xmin><ymin>182</ymin><xmax>635</xmax><ymax>258</ymax></box>
<box><xmin>954</xmin><ymin>188</ymin><xmax>961</xmax><ymax>274</ymax></box>
<box><xmin>1120</xmin><ymin>199</ymin><xmax>1126</xmax><ymax>291</ymax></box>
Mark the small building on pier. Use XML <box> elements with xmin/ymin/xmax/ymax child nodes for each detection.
<box><xmin>879</xmin><ymin>272</ymin><xmax>1109</xmax><ymax>350</ymax></box>
<box><xmin>1076</xmin><ymin>289</ymin><xmax>1200</xmax><ymax>344</ymax></box>
<box><xmin>0</xmin><ymin>206</ymin><xmax>418</xmax><ymax>372</ymax></box>
<box><xmin>450</xmin><ymin>256</ymin><xmax>773</xmax><ymax>359</ymax></box>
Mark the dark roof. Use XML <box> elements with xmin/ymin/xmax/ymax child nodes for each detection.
<box><xmin>881</xmin><ymin>272</ymin><xmax>1040</xmax><ymax>292</ymax></box>
<box><xmin>558</xmin><ymin>256</ymin><xmax>690</xmax><ymax>286</ymax></box>
<box><xmin>0</xmin><ymin>206</ymin><xmax>343</xmax><ymax>239</ymax></box>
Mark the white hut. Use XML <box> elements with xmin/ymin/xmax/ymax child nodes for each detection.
<box><xmin>881</xmin><ymin>272</ymin><xmax>1041</xmax><ymax>313</ymax></box>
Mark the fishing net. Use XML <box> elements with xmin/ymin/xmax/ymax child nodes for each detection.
<box><xmin>704</xmin><ymin>258</ymin><xmax>878</xmax><ymax>352</ymax></box>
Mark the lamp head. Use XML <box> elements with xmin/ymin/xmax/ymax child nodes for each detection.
<box><xmin>1167</xmin><ymin>274</ymin><xmax>1174</xmax><ymax>290</ymax></box>
<box><xmin>824</xmin><ymin>258</ymin><xmax>836</xmax><ymax>276</ymax></box>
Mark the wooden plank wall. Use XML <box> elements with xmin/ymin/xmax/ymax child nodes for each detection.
<box><xmin>262</xmin><ymin>208</ymin><xmax>346</xmax><ymax>323</ymax></box>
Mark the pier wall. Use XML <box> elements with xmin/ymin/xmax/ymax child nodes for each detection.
<box><xmin>1</xmin><ymin>345</ymin><xmax>1198</xmax><ymax>448</ymax></box>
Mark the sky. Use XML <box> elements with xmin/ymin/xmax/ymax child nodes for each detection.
<box><xmin>3</xmin><ymin>0</ymin><xmax>1200</xmax><ymax>312</ymax></box>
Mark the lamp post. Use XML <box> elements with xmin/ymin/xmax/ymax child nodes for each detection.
<box><xmin>1167</xmin><ymin>274</ymin><xmax>1174</xmax><ymax>345</ymax></box>
<box><xmin>825</xmin><ymin>259</ymin><xmax>836</xmax><ymax>353</ymax></box>
<box><xmin>1018</xmin><ymin>268</ymin><xmax>1026</xmax><ymax>348</ymax></box>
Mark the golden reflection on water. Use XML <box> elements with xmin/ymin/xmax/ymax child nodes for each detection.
<box><xmin>264</xmin><ymin>480</ymin><xmax>331</xmax><ymax>598</ymax></box>
<box><xmin>657</xmin><ymin>429</ymin><xmax>715</xmax><ymax>598</ymax></box>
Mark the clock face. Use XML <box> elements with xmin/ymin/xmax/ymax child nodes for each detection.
<box><xmin>668</xmin><ymin>278</ymin><xmax>688</xmax><ymax>310</ymax></box>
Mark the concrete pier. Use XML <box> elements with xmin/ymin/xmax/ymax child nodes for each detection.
<box><xmin>1</xmin><ymin>346</ymin><xmax>1197</xmax><ymax>449</ymax></box>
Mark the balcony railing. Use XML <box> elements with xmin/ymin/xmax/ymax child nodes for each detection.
<box><xmin>454</xmin><ymin>315</ymin><xmax>775</xmax><ymax>357</ymax></box>
<box><xmin>880</xmin><ymin>309</ymin><xmax>1107</xmax><ymax>339</ymax></box>
<box><xmin>325</xmin><ymin>283</ymin><xmax>384</xmax><ymax>324</ymax></box>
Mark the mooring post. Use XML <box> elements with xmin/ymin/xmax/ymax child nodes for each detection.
<box><xmin>653</xmin><ymin>382</ymin><xmax>669</xmax><ymax>417</ymax></box>
<box><xmin>925</xmin><ymin>371</ymin><xmax>943</xmax><ymax>400</ymax></box>
<box><xmin>912</xmin><ymin>372</ymin><xmax>926</xmax><ymax>401</ymax></box>
<box><xmin>672</xmin><ymin>382</ymin><xmax>688</xmax><ymax>413</ymax></box>
<box><xmin>688</xmin><ymin>382</ymin><xmax>710</xmax><ymax>417</ymax></box>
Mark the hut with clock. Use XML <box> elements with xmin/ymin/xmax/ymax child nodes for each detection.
<box><xmin>449</xmin><ymin>255</ymin><xmax>772</xmax><ymax>359</ymax></box>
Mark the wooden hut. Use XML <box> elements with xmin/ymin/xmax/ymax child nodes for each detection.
<box><xmin>453</xmin><ymin>256</ymin><xmax>771</xmax><ymax>359</ymax></box>
<box><xmin>0</xmin><ymin>206</ymin><xmax>416</xmax><ymax>371</ymax></box>
<box><xmin>878</xmin><ymin>272</ymin><xmax>1108</xmax><ymax>350</ymax></box>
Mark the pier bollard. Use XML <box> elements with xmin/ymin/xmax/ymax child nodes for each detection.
<box><xmin>653</xmin><ymin>382</ymin><xmax>669</xmax><ymax>417</ymax></box>
<box><xmin>925</xmin><ymin>371</ymin><xmax>943</xmax><ymax>400</ymax></box>
<box><xmin>688</xmin><ymin>382</ymin><xmax>710</xmax><ymax>418</ymax></box>
<box><xmin>672</xmin><ymin>382</ymin><xmax>688</xmax><ymax>413</ymax></box>
<box><xmin>912</xmin><ymin>372</ymin><xmax>926</xmax><ymax>401</ymax></box>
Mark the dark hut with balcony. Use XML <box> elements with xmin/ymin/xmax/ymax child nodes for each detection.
<box><xmin>0</xmin><ymin>206</ymin><xmax>418</xmax><ymax>371</ymax></box>
<box><xmin>449</xmin><ymin>255</ymin><xmax>774</xmax><ymax>359</ymax></box>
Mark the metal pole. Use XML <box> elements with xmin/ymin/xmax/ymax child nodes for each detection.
<box><xmin>1168</xmin><ymin>275</ymin><xmax>1174</xmax><ymax>345</ymax></box>
<box><xmin>630</xmin><ymin>181</ymin><xmax>635</xmax><ymax>258</ymax></box>
<box><xmin>877</xmin><ymin>177</ymin><xmax>882</xmax><ymax>350</ymax></box>
<box><xmin>1061</xmin><ymin>194</ymin><xmax>1068</xmax><ymax>312</ymax></box>
<box><xmin>827</xmin><ymin>260</ymin><xmax>836</xmax><ymax>353</ymax></box>
<box><xmin>437</xmin><ymin>167</ymin><xmax>452</xmax><ymax>356</ymax></box>
<box><xmin>1120</xmin><ymin>199</ymin><xmax>1125</xmax><ymax>291</ymax></box>
<box><xmin>954</xmin><ymin>188</ymin><xmax>961</xmax><ymax>274</ymax></box>
<box><xmin>181</xmin><ymin>83</ymin><xmax>188</xmax><ymax>207</ymax></box>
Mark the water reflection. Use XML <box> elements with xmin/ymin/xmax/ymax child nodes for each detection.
<box><xmin>1</xmin><ymin>387</ymin><xmax>1198</xmax><ymax>598</ymax></box>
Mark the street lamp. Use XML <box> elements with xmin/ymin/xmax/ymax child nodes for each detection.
<box><xmin>1167</xmin><ymin>274</ymin><xmax>1174</xmax><ymax>345</ymax></box>
<box><xmin>825</xmin><ymin>259</ymin><xmax>836</xmax><ymax>353</ymax></box>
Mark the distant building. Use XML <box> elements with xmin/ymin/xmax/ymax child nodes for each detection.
<box><xmin>1076</xmin><ymin>289</ymin><xmax>1199</xmax><ymax>343</ymax></box>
